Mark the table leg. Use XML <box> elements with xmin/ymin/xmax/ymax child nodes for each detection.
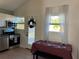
<box><xmin>36</xmin><ymin>55</ymin><xmax>38</xmax><ymax>59</ymax></box>
<box><xmin>33</xmin><ymin>55</ymin><xmax>36</xmax><ymax>59</ymax></box>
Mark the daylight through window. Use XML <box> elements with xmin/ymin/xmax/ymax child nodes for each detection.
<box><xmin>49</xmin><ymin>15</ymin><xmax>64</xmax><ymax>32</ymax></box>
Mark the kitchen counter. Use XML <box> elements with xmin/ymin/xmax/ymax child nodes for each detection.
<box><xmin>0</xmin><ymin>33</ymin><xmax>20</xmax><ymax>47</ymax></box>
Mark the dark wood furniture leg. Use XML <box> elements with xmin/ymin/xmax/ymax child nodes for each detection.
<box><xmin>36</xmin><ymin>55</ymin><xmax>38</xmax><ymax>59</ymax></box>
<box><xmin>33</xmin><ymin>54</ymin><xmax>36</xmax><ymax>59</ymax></box>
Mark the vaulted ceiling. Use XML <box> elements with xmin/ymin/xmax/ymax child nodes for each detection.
<box><xmin>0</xmin><ymin>0</ymin><xmax>27</xmax><ymax>11</ymax></box>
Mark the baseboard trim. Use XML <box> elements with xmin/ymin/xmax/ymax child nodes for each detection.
<box><xmin>26</xmin><ymin>48</ymin><xmax>31</xmax><ymax>51</ymax></box>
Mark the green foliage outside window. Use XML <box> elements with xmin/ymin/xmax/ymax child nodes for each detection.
<box><xmin>50</xmin><ymin>16</ymin><xmax>60</xmax><ymax>24</ymax></box>
<box><xmin>49</xmin><ymin>16</ymin><xmax>64</xmax><ymax>32</ymax></box>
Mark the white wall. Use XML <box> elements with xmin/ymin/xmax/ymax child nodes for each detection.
<box><xmin>14</xmin><ymin>0</ymin><xmax>79</xmax><ymax>59</ymax></box>
<box><xmin>14</xmin><ymin>0</ymin><xmax>43</xmax><ymax>48</ymax></box>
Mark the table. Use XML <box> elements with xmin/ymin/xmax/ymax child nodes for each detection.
<box><xmin>31</xmin><ymin>40</ymin><xmax>72</xmax><ymax>59</ymax></box>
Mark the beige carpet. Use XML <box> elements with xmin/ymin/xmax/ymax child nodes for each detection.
<box><xmin>0</xmin><ymin>48</ymin><xmax>33</xmax><ymax>59</ymax></box>
<box><xmin>0</xmin><ymin>48</ymin><xmax>45</xmax><ymax>59</ymax></box>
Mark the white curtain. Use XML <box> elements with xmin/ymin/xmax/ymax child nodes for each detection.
<box><xmin>44</xmin><ymin>5</ymin><xmax>68</xmax><ymax>43</ymax></box>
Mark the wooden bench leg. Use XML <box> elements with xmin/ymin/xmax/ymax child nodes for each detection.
<box><xmin>33</xmin><ymin>54</ymin><xmax>38</xmax><ymax>59</ymax></box>
<box><xmin>36</xmin><ymin>55</ymin><xmax>38</xmax><ymax>59</ymax></box>
<box><xmin>33</xmin><ymin>54</ymin><xmax>36</xmax><ymax>59</ymax></box>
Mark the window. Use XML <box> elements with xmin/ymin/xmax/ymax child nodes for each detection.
<box><xmin>16</xmin><ymin>24</ymin><xmax>25</xmax><ymax>29</ymax></box>
<box><xmin>6</xmin><ymin>16</ymin><xmax>25</xmax><ymax>30</ymax></box>
<box><xmin>14</xmin><ymin>17</ymin><xmax>25</xmax><ymax>30</ymax></box>
<box><xmin>46</xmin><ymin>5</ymin><xmax>68</xmax><ymax>43</ymax></box>
<box><xmin>49</xmin><ymin>15</ymin><xmax>64</xmax><ymax>32</ymax></box>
